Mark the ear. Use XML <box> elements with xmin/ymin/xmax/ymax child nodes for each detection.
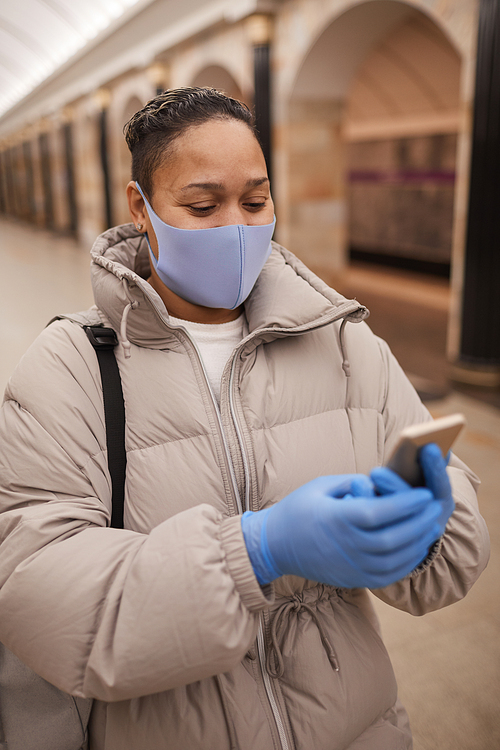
<box><xmin>126</xmin><ymin>181</ymin><xmax>147</xmax><ymax>230</ymax></box>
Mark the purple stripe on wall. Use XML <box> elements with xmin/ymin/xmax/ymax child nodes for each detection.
<box><xmin>349</xmin><ymin>170</ymin><xmax>456</xmax><ymax>184</ymax></box>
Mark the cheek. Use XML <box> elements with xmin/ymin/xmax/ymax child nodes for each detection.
<box><xmin>261</xmin><ymin>201</ymin><xmax>275</xmax><ymax>225</ymax></box>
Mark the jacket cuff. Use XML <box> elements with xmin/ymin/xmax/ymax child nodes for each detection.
<box><xmin>219</xmin><ymin>515</ymin><xmax>274</xmax><ymax>612</ymax></box>
<box><xmin>408</xmin><ymin>537</ymin><xmax>443</xmax><ymax>577</ymax></box>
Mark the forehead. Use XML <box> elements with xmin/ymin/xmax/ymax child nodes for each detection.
<box><xmin>152</xmin><ymin>119</ymin><xmax>266</xmax><ymax>193</ymax></box>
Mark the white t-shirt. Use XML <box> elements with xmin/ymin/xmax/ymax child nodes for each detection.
<box><xmin>169</xmin><ymin>313</ymin><xmax>248</xmax><ymax>404</ymax></box>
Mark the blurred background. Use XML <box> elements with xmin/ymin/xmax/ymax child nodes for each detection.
<box><xmin>0</xmin><ymin>0</ymin><xmax>498</xmax><ymax>748</ymax></box>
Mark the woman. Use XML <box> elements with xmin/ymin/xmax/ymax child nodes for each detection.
<box><xmin>0</xmin><ymin>88</ymin><xmax>489</xmax><ymax>750</ymax></box>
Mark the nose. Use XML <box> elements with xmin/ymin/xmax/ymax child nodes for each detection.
<box><xmin>215</xmin><ymin>203</ymin><xmax>248</xmax><ymax>227</ymax></box>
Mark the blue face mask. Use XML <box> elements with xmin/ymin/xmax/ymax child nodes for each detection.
<box><xmin>135</xmin><ymin>182</ymin><xmax>275</xmax><ymax>309</ymax></box>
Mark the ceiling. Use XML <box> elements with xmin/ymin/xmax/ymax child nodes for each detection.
<box><xmin>0</xmin><ymin>0</ymin><xmax>149</xmax><ymax>118</ymax></box>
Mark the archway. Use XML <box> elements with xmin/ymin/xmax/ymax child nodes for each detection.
<box><xmin>191</xmin><ymin>65</ymin><xmax>247</xmax><ymax>105</ymax></box>
<box><xmin>287</xmin><ymin>0</ymin><xmax>461</xmax><ymax>278</ymax></box>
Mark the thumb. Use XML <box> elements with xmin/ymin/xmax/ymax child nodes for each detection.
<box><xmin>350</xmin><ymin>475</ymin><xmax>375</xmax><ymax>497</ymax></box>
<box><xmin>420</xmin><ymin>443</ymin><xmax>452</xmax><ymax>501</ymax></box>
<box><xmin>371</xmin><ymin>466</ymin><xmax>411</xmax><ymax>495</ymax></box>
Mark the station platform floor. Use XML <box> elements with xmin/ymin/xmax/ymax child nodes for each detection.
<box><xmin>0</xmin><ymin>217</ymin><xmax>498</xmax><ymax>749</ymax></box>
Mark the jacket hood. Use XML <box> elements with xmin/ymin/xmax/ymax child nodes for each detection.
<box><xmin>90</xmin><ymin>223</ymin><xmax>369</xmax><ymax>352</ymax></box>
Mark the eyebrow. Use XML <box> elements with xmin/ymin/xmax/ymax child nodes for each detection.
<box><xmin>180</xmin><ymin>177</ymin><xmax>269</xmax><ymax>192</ymax></box>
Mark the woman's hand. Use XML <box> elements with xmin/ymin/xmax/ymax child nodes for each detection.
<box><xmin>241</xmin><ymin>470</ymin><xmax>445</xmax><ymax>589</ymax></box>
<box><xmin>371</xmin><ymin>442</ymin><xmax>455</xmax><ymax>545</ymax></box>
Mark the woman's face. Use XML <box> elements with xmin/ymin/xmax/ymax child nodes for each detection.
<box><xmin>127</xmin><ymin>117</ymin><xmax>274</xmax><ymax>323</ymax></box>
<box><xmin>129</xmin><ymin>118</ymin><xmax>274</xmax><ymax>249</ymax></box>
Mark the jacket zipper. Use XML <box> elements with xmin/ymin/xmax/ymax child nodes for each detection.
<box><xmin>228</xmin><ymin>359</ymin><xmax>251</xmax><ymax>511</ymax></box>
<box><xmin>178</xmin><ymin>329</ymin><xmax>243</xmax><ymax>516</ymax></box>
<box><xmin>229</xmin><ymin>354</ymin><xmax>291</xmax><ymax>750</ymax></box>
<box><xmin>257</xmin><ymin>620</ymin><xmax>291</xmax><ymax>750</ymax></box>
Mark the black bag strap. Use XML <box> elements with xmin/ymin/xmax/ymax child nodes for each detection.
<box><xmin>85</xmin><ymin>326</ymin><xmax>126</xmax><ymax>530</ymax></box>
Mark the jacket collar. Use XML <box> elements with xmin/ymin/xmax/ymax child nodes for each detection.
<box><xmin>90</xmin><ymin>223</ymin><xmax>368</xmax><ymax>350</ymax></box>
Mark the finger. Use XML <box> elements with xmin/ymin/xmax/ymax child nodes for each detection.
<box><xmin>350</xmin><ymin>502</ymin><xmax>442</xmax><ymax>555</ymax></box>
<box><xmin>353</xmin><ymin>521</ymin><xmax>441</xmax><ymax>580</ymax></box>
<box><xmin>313</xmin><ymin>474</ymin><xmax>375</xmax><ymax>499</ymax></box>
<box><xmin>344</xmin><ymin>488</ymin><xmax>433</xmax><ymax>529</ymax></box>
<box><xmin>419</xmin><ymin>443</ymin><xmax>452</xmax><ymax>501</ymax></box>
<box><xmin>370</xmin><ymin>466</ymin><xmax>411</xmax><ymax>495</ymax></box>
<box><xmin>351</xmin><ymin>475</ymin><xmax>376</xmax><ymax>498</ymax></box>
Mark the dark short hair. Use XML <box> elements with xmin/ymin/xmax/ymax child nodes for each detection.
<box><xmin>124</xmin><ymin>87</ymin><xmax>257</xmax><ymax>199</ymax></box>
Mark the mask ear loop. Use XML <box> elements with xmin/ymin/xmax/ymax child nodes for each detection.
<box><xmin>135</xmin><ymin>182</ymin><xmax>160</xmax><ymax>269</ymax></box>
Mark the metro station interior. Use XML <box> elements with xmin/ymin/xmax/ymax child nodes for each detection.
<box><xmin>0</xmin><ymin>1</ymin><xmax>499</xmax><ymax>748</ymax></box>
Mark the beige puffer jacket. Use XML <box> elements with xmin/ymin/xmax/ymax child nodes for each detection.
<box><xmin>0</xmin><ymin>225</ymin><xmax>489</xmax><ymax>750</ymax></box>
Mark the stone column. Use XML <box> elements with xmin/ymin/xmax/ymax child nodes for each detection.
<box><xmin>73</xmin><ymin>98</ymin><xmax>107</xmax><ymax>248</ymax></box>
<box><xmin>452</xmin><ymin>0</ymin><xmax>500</xmax><ymax>386</ymax></box>
<box><xmin>22</xmin><ymin>140</ymin><xmax>36</xmax><ymax>222</ymax></box>
<box><xmin>31</xmin><ymin>129</ymin><xmax>47</xmax><ymax>227</ymax></box>
<box><xmin>49</xmin><ymin>119</ymin><xmax>71</xmax><ymax>232</ymax></box>
<box><xmin>96</xmin><ymin>88</ymin><xmax>113</xmax><ymax>230</ymax></box>
<box><xmin>0</xmin><ymin>151</ymin><xmax>6</xmax><ymax>214</ymax></box>
<box><xmin>38</xmin><ymin>129</ymin><xmax>54</xmax><ymax>229</ymax></box>
<box><xmin>3</xmin><ymin>146</ymin><xmax>16</xmax><ymax>217</ymax></box>
<box><xmin>247</xmin><ymin>14</ymin><xmax>273</xmax><ymax>185</ymax></box>
<box><xmin>285</xmin><ymin>98</ymin><xmax>347</xmax><ymax>275</ymax></box>
<box><xmin>62</xmin><ymin>118</ymin><xmax>78</xmax><ymax>235</ymax></box>
<box><xmin>13</xmin><ymin>143</ymin><xmax>28</xmax><ymax>220</ymax></box>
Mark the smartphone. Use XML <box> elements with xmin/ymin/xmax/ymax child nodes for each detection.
<box><xmin>385</xmin><ymin>413</ymin><xmax>466</xmax><ymax>486</ymax></box>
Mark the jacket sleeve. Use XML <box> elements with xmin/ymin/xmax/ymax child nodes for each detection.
<box><xmin>371</xmin><ymin>336</ymin><xmax>490</xmax><ymax>614</ymax></box>
<box><xmin>0</xmin><ymin>322</ymin><xmax>271</xmax><ymax>702</ymax></box>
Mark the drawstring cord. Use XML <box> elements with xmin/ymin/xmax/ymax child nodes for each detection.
<box><xmin>120</xmin><ymin>278</ymin><xmax>139</xmax><ymax>359</ymax></box>
<box><xmin>339</xmin><ymin>317</ymin><xmax>350</xmax><ymax>377</ymax></box>
<box><xmin>266</xmin><ymin>595</ymin><xmax>339</xmax><ymax>679</ymax></box>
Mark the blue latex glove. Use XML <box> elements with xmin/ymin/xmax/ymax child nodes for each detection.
<box><xmin>241</xmin><ymin>473</ymin><xmax>445</xmax><ymax>589</ymax></box>
<box><xmin>371</xmin><ymin>442</ymin><xmax>455</xmax><ymax>543</ymax></box>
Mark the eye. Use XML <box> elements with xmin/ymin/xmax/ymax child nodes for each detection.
<box><xmin>189</xmin><ymin>205</ymin><xmax>216</xmax><ymax>214</ymax></box>
<box><xmin>244</xmin><ymin>201</ymin><xmax>267</xmax><ymax>211</ymax></box>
